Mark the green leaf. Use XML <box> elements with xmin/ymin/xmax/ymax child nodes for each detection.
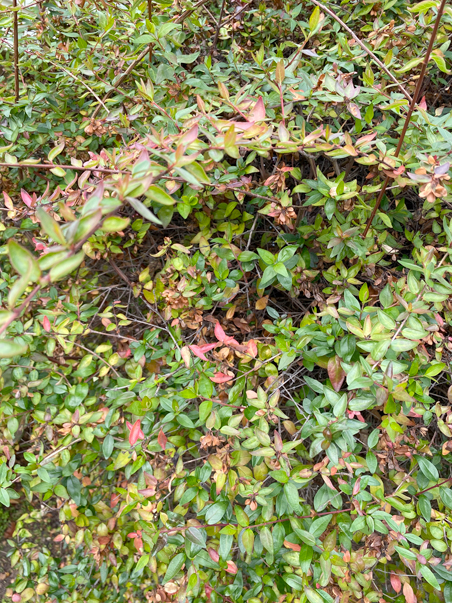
<box><xmin>415</xmin><ymin>455</ymin><xmax>439</xmax><ymax>482</ymax></box>
<box><xmin>36</xmin><ymin>208</ymin><xmax>67</xmax><ymax>245</ymax></box>
<box><xmin>368</xmin><ymin>429</ymin><xmax>379</xmax><ymax>449</ymax></box>
<box><xmin>186</xmin><ymin>527</ymin><xmax>206</xmax><ymax>547</ymax></box>
<box><xmin>242</xmin><ymin>528</ymin><xmax>254</xmax><ymax>554</ymax></box>
<box><xmin>0</xmin><ymin>339</ymin><xmax>28</xmax><ymax>358</ymax></box>
<box><xmin>257</xmin><ymin>248</ymin><xmax>275</xmax><ymax>265</ymax></box>
<box><xmin>309</xmin><ymin>514</ymin><xmax>332</xmax><ymax>538</ymax></box>
<box><xmin>205</xmin><ymin>501</ymin><xmax>228</xmax><ymax>524</ymax></box>
<box><xmin>309</xmin><ymin>6</ymin><xmax>320</xmax><ymax>31</ymax></box>
<box><xmin>48</xmin><ymin>142</ymin><xmax>65</xmax><ymax>161</ymax></box>
<box><xmin>113</xmin><ymin>451</ymin><xmax>131</xmax><ymax>470</ymax></box>
<box><xmin>101</xmin><ymin>216</ymin><xmax>130</xmax><ymax>232</ymax></box>
<box><xmin>127</xmin><ymin>197</ymin><xmax>162</xmax><ymax>224</ymax></box>
<box><xmin>409</xmin><ymin>0</ymin><xmax>439</xmax><ymax>12</ymax></box>
<box><xmin>440</xmin><ymin>486</ymin><xmax>452</xmax><ymax>509</ymax></box>
<box><xmin>283</xmin><ymin>573</ymin><xmax>303</xmax><ymax>590</ymax></box>
<box><xmin>418</xmin><ymin>495</ymin><xmax>431</xmax><ymax>521</ymax></box>
<box><xmin>103</xmin><ymin>435</ymin><xmax>114</xmax><ymax>459</ymax></box>
<box><xmin>420</xmin><ymin>565</ymin><xmax>440</xmax><ymax>590</ymax></box>
<box><xmin>260</xmin><ymin>265</ymin><xmax>276</xmax><ymax>288</ymax></box>
<box><xmin>366</xmin><ymin>451</ymin><xmax>377</xmax><ymax>474</ymax></box>
<box><xmin>294</xmin><ymin>528</ymin><xmax>316</xmax><ymax>547</ymax></box>
<box><xmin>8</xmin><ymin>240</ymin><xmax>40</xmax><ymax>281</ymax></box>
<box><xmin>284</xmin><ymin>482</ymin><xmax>301</xmax><ymax>513</ymax></box>
<box><xmin>49</xmin><ymin>252</ymin><xmax>85</xmax><ymax>282</ymax></box>
<box><xmin>163</xmin><ymin>552</ymin><xmax>185</xmax><ymax>583</ymax></box>
<box><xmin>199</xmin><ymin>400</ymin><xmax>212</xmax><ymax>424</ymax></box>
<box><xmin>235</xmin><ymin>506</ymin><xmax>249</xmax><ymax>527</ymax></box>
<box><xmin>0</xmin><ymin>488</ymin><xmax>10</xmax><ymax>507</ymax></box>
<box><xmin>135</xmin><ymin>554</ymin><xmax>150</xmax><ymax>572</ymax></box>
<box><xmin>305</xmin><ymin>588</ymin><xmax>324</xmax><ymax>603</ymax></box>
<box><xmin>146</xmin><ymin>185</ymin><xmax>176</xmax><ymax>206</ymax></box>
<box><xmin>260</xmin><ymin>526</ymin><xmax>273</xmax><ymax>554</ymax></box>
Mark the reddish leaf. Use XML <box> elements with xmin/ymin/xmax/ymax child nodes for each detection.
<box><xmin>3</xmin><ymin>191</ymin><xmax>14</xmax><ymax>210</ymax></box>
<box><xmin>245</xmin><ymin>339</ymin><xmax>258</xmax><ymax>358</ymax></box>
<box><xmin>403</xmin><ymin>582</ymin><xmax>416</xmax><ymax>603</ymax></box>
<box><xmin>327</xmin><ymin>355</ymin><xmax>345</xmax><ymax>392</ymax></box>
<box><xmin>138</xmin><ymin>488</ymin><xmax>156</xmax><ymax>497</ymax></box>
<box><xmin>110</xmin><ymin>492</ymin><xmax>120</xmax><ymax>508</ymax></box>
<box><xmin>158</xmin><ymin>428</ymin><xmax>167</xmax><ymax>450</ymax></box>
<box><xmin>127</xmin><ymin>420</ymin><xmax>145</xmax><ymax>446</ymax></box>
<box><xmin>21</xmin><ymin>189</ymin><xmax>34</xmax><ymax>208</ymax></box>
<box><xmin>43</xmin><ymin>316</ymin><xmax>51</xmax><ymax>332</ymax></box>
<box><xmin>53</xmin><ymin>534</ymin><xmax>65</xmax><ymax>542</ymax></box>
<box><xmin>208</xmin><ymin>548</ymin><xmax>219</xmax><ymax>563</ymax></box>
<box><xmin>225</xmin><ymin>560</ymin><xmax>238</xmax><ymax>574</ymax></box>
<box><xmin>214</xmin><ymin>322</ymin><xmax>226</xmax><ymax>342</ymax></box>
<box><xmin>180</xmin><ymin>124</ymin><xmax>199</xmax><ymax>146</ymax></box>
<box><xmin>181</xmin><ymin>345</ymin><xmax>191</xmax><ymax>368</ymax></box>
<box><xmin>249</xmin><ymin>97</ymin><xmax>265</xmax><ymax>122</ymax></box>
<box><xmin>127</xmin><ymin>531</ymin><xmax>143</xmax><ymax>551</ymax></box>
<box><xmin>419</xmin><ymin>96</ymin><xmax>427</xmax><ymax>110</ymax></box>
<box><xmin>352</xmin><ymin>477</ymin><xmax>361</xmax><ymax>495</ymax></box>
<box><xmin>284</xmin><ymin>540</ymin><xmax>301</xmax><ymax>552</ymax></box>
<box><xmin>210</xmin><ymin>372</ymin><xmax>234</xmax><ymax>384</ymax></box>
<box><xmin>189</xmin><ymin>342</ymin><xmax>217</xmax><ymax>361</ymax></box>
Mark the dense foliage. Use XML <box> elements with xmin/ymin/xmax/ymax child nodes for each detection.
<box><xmin>1</xmin><ymin>0</ymin><xmax>452</xmax><ymax>602</ymax></box>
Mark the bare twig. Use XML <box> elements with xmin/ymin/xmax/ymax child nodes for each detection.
<box><xmin>13</xmin><ymin>0</ymin><xmax>19</xmax><ymax>101</ymax></box>
<box><xmin>147</xmin><ymin>0</ymin><xmax>153</xmax><ymax>62</ymax></box>
<box><xmin>213</xmin><ymin>0</ymin><xmax>227</xmax><ymax>52</ymax></box>
<box><xmin>2</xmin><ymin>37</ymin><xmax>108</xmax><ymax>111</ymax></box>
<box><xmin>309</xmin><ymin>0</ymin><xmax>412</xmax><ymax>103</ymax></box>
<box><xmin>362</xmin><ymin>0</ymin><xmax>447</xmax><ymax>237</ymax></box>
<box><xmin>0</xmin><ymin>161</ymin><xmax>123</xmax><ymax>173</ymax></box>
<box><xmin>160</xmin><ymin>506</ymin><xmax>353</xmax><ymax>534</ymax></box>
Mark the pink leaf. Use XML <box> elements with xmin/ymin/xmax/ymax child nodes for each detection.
<box><xmin>245</xmin><ymin>339</ymin><xmax>258</xmax><ymax>358</ymax></box>
<box><xmin>210</xmin><ymin>372</ymin><xmax>234</xmax><ymax>384</ymax></box>
<box><xmin>110</xmin><ymin>493</ymin><xmax>120</xmax><ymax>508</ymax></box>
<box><xmin>181</xmin><ymin>345</ymin><xmax>191</xmax><ymax>368</ymax></box>
<box><xmin>180</xmin><ymin>124</ymin><xmax>199</xmax><ymax>146</ymax></box>
<box><xmin>189</xmin><ymin>343</ymin><xmax>217</xmax><ymax>361</ymax></box>
<box><xmin>327</xmin><ymin>355</ymin><xmax>345</xmax><ymax>392</ymax></box>
<box><xmin>403</xmin><ymin>582</ymin><xmax>416</xmax><ymax>603</ymax></box>
<box><xmin>20</xmin><ymin>189</ymin><xmax>34</xmax><ymax>208</ymax></box>
<box><xmin>43</xmin><ymin>316</ymin><xmax>51</xmax><ymax>332</ymax></box>
<box><xmin>249</xmin><ymin>97</ymin><xmax>265</xmax><ymax>122</ymax></box>
<box><xmin>158</xmin><ymin>428</ymin><xmax>167</xmax><ymax>450</ymax></box>
<box><xmin>214</xmin><ymin>322</ymin><xmax>226</xmax><ymax>342</ymax></box>
<box><xmin>225</xmin><ymin>560</ymin><xmax>238</xmax><ymax>574</ymax></box>
<box><xmin>208</xmin><ymin>548</ymin><xmax>219</xmax><ymax>563</ymax></box>
<box><xmin>419</xmin><ymin>96</ymin><xmax>427</xmax><ymax>110</ymax></box>
<box><xmin>138</xmin><ymin>488</ymin><xmax>156</xmax><ymax>497</ymax></box>
<box><xmin>127</xmin><ymin>420</ymin><xmax>144</xmax><ymax>446</ymax></box>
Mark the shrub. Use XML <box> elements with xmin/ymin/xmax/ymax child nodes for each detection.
<box><xmin>0</xmin><ymin>0</ymin><xmax>452</xmax><ymax>602</ymax></box>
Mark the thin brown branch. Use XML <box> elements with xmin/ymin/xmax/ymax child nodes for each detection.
<box><xmin>0</xmin><ymin>162</ymin><xmax>123</xmax><ymax>173</ymax></box>
<box><xmin>147</xmin><ymin>0</ymin><xmax>153</xmax><ymax>62</ymax></box>
<box><xmin>13</xmin><ymin>0</ymin><xmax>19</xmax><ymax>102</ymax></box>
<box><xmin>309</xmin><ymin>0</ymin><xmax>412</xmax><ymax>103</ymax></box>
<box><xmin>212</xmin><ymin>0</ymin><xmax>227</xmax><ymax>52</ymax></box>
<box><xmin>362</xmin><ymin>0</ymin><xmax>447</xmax><ymax>237</ymax></box>
<box><xmin>160</xmin><ymin>506</ymin><xmax>353</xmax><ymax>534</ymax></box>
